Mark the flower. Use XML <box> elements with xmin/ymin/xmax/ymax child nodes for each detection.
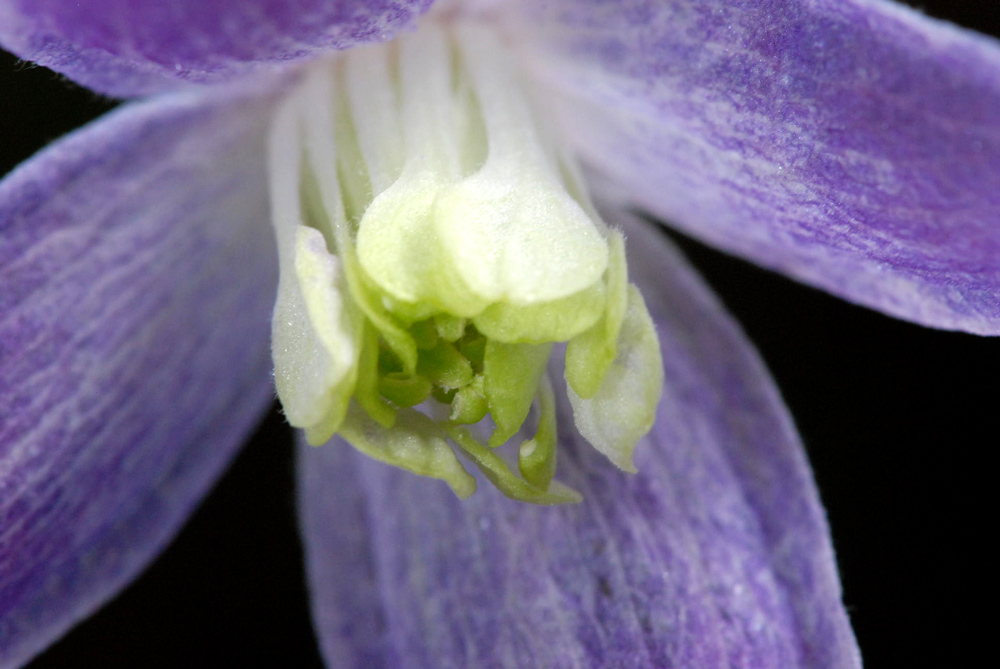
<box><xmin>1</xmin><ymin>0</ymin><xmax>997</xmax><ymax>667</ymax></box>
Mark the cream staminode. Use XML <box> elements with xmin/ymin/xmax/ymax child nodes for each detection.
<box><xmin>267</xmin><ymin>18</ymin><xmax>663</xmax><ymax>504</ymax></box>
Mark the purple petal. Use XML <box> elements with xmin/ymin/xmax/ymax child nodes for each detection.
<box><xmin>297</xmin><ymin>212</ymin><xmax>859</xmax><ymax>668</ymax></box>
<box><xmin>509</xmin><ymin>0</ymin><xmax>1000</xmax><ymax>334</ymax></box>
<box><xmin>0</xmin><ymin>0</ymin><xmax>432</xmax><ymax>97</ymax></box>
<box><xmin>0</xmin><ymin>83</ymin><xmax>279</xmax><ymax>666</ymax></box>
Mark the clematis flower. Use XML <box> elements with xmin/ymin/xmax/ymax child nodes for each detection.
<box><xmin>2</xmin><ymin>0</ymin><xmax>998</xmax><ymax>666</ymax></box>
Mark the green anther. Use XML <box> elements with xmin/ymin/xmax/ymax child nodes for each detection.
<box><xmin>416</xmin><ymin>339</ymin><xmax>473</xmax><ymax>389</ymax></box>
<box><xmin>379</xmin><ymin>373</ymin><xmax>433</xmax><ymax>408</ymax></box>
<box><xmin>435</xmin><ymin>314</ymin><xmax>466</xmax><ymax>342</ymax></box>
<box><xmin>449</xmin><ymin>375</ymin><xmax>488</xmax><ymax>424</ymax></box>
<box><xmin>518</xmin><ymin>375</ymin><xmax>558</xmax><ymax>490</ymax></box>
<box><xmin>483</xmin><ymin>340</ymin><xmax>553</xmax><ymax>447</ymax></box>
<box><xmin>449</xmin><ymin>427</ymin><xmax>581</xmax><ymax>505</ymax></box>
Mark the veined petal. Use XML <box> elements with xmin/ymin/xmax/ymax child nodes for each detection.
<box><xmin>297</xmin><ymin>210</ymin><xmax>859</xmax><ymax>668</ymax></box>
<box><xmin>0</xmin><ymin>0</ymin><xmax>432</xmax><ymax>97</ymax></box>
<box><xmin>0</xmin><ymin>83</ymin><xmax>279</xmax><ymax>666</ymax></box>
<box><xmin>509</xmin><ymin>0</ymin><xmax>1000</xmax><ymax>334</ymax></box>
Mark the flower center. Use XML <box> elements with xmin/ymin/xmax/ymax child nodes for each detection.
<box><xmin>266</xmin><ymin>18</ymin><xmax>662</xmax><ymax>504</ymax></box>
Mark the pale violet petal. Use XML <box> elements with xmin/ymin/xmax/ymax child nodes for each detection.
<box><xmin>0</xmin><ymin>83</ymin><xmax>279</xmax><ymax>665</ymax></box>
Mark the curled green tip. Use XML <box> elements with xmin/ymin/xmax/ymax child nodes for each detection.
<box><xmin>450</xmin><ymin>427</ymin><xmax>582</xmax><ymax>505</ymax></box>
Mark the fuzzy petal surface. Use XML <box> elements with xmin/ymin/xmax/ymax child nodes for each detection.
<box><xmin>0</xmin><ymin>83</ymin><xmax>279</xmax><ymax>666</ymax></box>
<box><xmin>0</xmin><ymin>0</ymin><xmax>432</xmax><ymax>97</ymax></box>
<box><xmin>509</xmin><ymin>0</ymin><xmax>1000</xmax><ymax>334</ymax></box>
<box><xmin>297</xmin><ymin>211</ymin><xmax>859</xmax><ymax>668</ymax></box>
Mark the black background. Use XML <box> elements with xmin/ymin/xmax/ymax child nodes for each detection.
<box><xmin>2</xmin><ymin>2</ymin><xmax>997</xmax><ymax>667</ymax></box>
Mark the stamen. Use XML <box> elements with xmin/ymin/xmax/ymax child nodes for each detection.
<box><xmin>266</xmin><ymin>18</ymin><xmax>663</xmax><ymax>504</ymax></box>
